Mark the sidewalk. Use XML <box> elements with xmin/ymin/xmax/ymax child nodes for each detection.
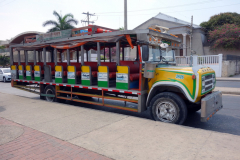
<box><xmin>214</xmin><ymin>87</ymin><xmax>240</xmax><ymax>95</ymax></box>
<box><xmin>216</xmin><ymin>74</ymin><xmax>240</xmax><ymax>81</ymax></box>
<box><xmin>215</xmin><ymin>74</ymin><xmax>240</xmax><ymax>95</ymax></box>
<box><xmin>0</xmin><ymin>118</ymin><xmax>111</xmax><ymax>160</ymax></box>
<box><xmin>1</xmin><ymin>93</ymin><xmax>240</xmax><ymax>160</ymax></box>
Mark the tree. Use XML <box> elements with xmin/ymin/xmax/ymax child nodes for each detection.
<box><xmin>208</xmin><ymin>24</ymin><xmax>240</xmax><ymax>50</ymax></box>
<box><xmin>119</xmin><ymin>27</ymin><xmax>124</xmax><ymax>30</ymax></box>
<box><xmin>200</xmin><ymin>12</ymin><xmax>240</xmax><ymax>36</ymax></box>
<box><xmin>43</xmin><ymin>11</ymin><xmax>78</xmax><ymax>32</ymax></box>
<box><xmin>0</xmin><ymin>55</ymin><xmax>10</xmax><ymax>67</ymax></box>
<box><xmin>0</xmin><ymin>45</ymin><xmax>5</xmax><ymax>50</ymax></box>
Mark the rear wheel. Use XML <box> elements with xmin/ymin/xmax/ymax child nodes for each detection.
<box><xmin>150</xmin><ymin>92</ymin><xmax>188</xmax><ymax>125</ymax></box>
<box><xmin>44</xmin><ymin>85</ymin><xmax>57</xmax><ymax>102</ymax></box>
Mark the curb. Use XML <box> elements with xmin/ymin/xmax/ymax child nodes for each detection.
<box><xmin>216</xmin><ymin>79</ymin><xmax>240</xmax><ymax>81</ymax></box>
<box><xmin>221</xmin><ymin>91</ymin><xmax>240</xmax><ymax>95</ymax></box>
<box><xmin>214</xmin><ymin>90</ymin><xmax>240</xmax><ymax>95</ymax></box>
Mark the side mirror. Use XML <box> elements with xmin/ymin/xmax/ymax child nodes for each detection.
<box><xmin>142</xmin><ymin>45</ymin><xmax>149</xmax><ymax>61</ymax></box>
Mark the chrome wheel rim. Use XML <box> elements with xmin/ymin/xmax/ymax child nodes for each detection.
<box><xmin>46</xmin><ymin>89</ymin><xmax>54</xmax><ymax>102</ymax></box>
<box><xmin>155</xmin><ymin>101</ymin><xmax>177</xmax><ymax>123</ymax></box>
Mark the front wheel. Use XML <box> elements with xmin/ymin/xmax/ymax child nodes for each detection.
<box><xmin>3</xmin><ymin>77</ymin><xmax>6</xmax><ymax>83</ymax></box>
<box><xmin>150</xmin><ymin>92</ymin><xmax>188</xmax><ymax>125</ymax></box>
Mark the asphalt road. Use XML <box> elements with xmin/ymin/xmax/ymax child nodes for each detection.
<box><xmin>216</xmin><ymin>81</ymin><xmax>240</xmax><ymax>88</ymax></box>
<box><xmin>0</xmin><ymin>82</ymin><xmax>240</xmax><ymax>136</ymax></box>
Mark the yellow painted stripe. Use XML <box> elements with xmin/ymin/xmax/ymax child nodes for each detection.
<box><xmin>11</xmin><ymin>65</ymin><xmax>16</xmax><ymax>70</ymax></box>
<box><xmin>18</xmin><ymin>65</ymin><xmax>23</xmax><ymax>70</ymax></box>
<box><xmin>98</xmin><ymin>66</ymin><xmax>108</xmax><ymax>72</ymax></box>
<box><xmin>34</xmin><ymin>65</ymin><xmax>40</xmax><ymax>71</ymax></box>
<box><xmin>117</xmin><ymin>66</ymin><xmax>128</xmax><ymax>74</ymax></box>
<box><xmin>82</xmin><ymin>66</ymin><xmax>90</xmax><ymax>72</ymax></box>
<box><xmin>67</xmin><ymin>66</ymin><xmax>75</xmax><ymax>72</ymax></box>
<box><xmin>26</xmin><ymin>65</ymin><xmax>31</xmax><ymax>71</ymax></box>
<box><xmin>55</xmin><ymin>66</ymin><xmax>63</xmax><ymax>72</ymax></box>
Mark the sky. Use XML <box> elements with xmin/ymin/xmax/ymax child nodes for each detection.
<box><xmin>0</xmin><ymin>0</ymin><xmax>240</xmax><ymax>41</ymax></box>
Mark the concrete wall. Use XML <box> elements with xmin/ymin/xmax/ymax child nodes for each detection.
<box><xmin>221</xmin><ymin>60</ymin><xmax>239</xmax><ymax>77</ymax></box>
<box><xmin>203</xmin><ymin>46</ymin><xmax>240</xmax><ymax>56</ymax></box>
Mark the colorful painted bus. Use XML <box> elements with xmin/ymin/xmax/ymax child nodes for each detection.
<box><xmin>9</xmin><ymin>25</ymin><xmax>222</xmax><ymax>124</ymax></box>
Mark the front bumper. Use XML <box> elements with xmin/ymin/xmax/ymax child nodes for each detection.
<box><xmin>201</xmin><ymin>91</ymin><xmax>223</xmax><ymax>122</ymax></box>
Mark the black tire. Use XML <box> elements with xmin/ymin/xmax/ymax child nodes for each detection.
<box><xmin>3</xmin><ymin>77</ymin><xmax>6</xmax><ymax>83</ymax></box>
<box><xmin>150</xmin><ymin>92</ymin><xmax>188</xmax><ymax>125</ymax></box>
<box><xmin>44</xmin><ymin>85</ymin><xmax>57</xmax><ymax>102</ymax></box>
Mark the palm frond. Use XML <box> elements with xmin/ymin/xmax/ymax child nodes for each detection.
<box><xmin>66</xmin><ymin>19</ymin><xmax>78</xmax><ymax>25</ymax></box>
<box><xmin>62</xmin><ymin>13</ymin><xmax>74</xmax><ymax>22</ymax></box>
<box><xmin>47</xmin><ymin>27</ymin><xmax>60</xmax><ymax>33</ymax></box>
<box><xmin>53</xmin><ymin>10</ymin><xmax>62</xmax><ymax>23</ymax></box>
<box><xmin>42</xmin><ymin>20</ymin><xmax>58</xmax><ymax>27</ymax></box>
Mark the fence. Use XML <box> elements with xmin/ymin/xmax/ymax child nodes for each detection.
<box><xmin>176</xmin><ymin>54</ymin><xmax>222</xmax><ymax>77</ymax></box>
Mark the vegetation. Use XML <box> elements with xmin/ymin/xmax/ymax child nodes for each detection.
<box><xmin>0</xmin><ymin>45</ymin><xmax>6</xmax><ymax>50</ymax></box>
<box><xmin>208</xmin><ymin>24</ymin><xmax>240</xmax><ymax>50</ymax></box>
<box><xmin>0</xmin><ymin>55</ymin><xmax>10</xmax><ymax>67</ymax></box>
<box><xmin>200</xmin><ymin>12</ymin><xmax>240</xmax><ymax>50</ymax></box>
<box><xmin>119</xmin><ymin>27</ymin><xmax>124</xmax><ymax>30</ymax></box>
<box><xmin>200</xmin><ymin>12</ymin><xmax>240</xmax><ymax>34</ymax></box>
<box><xmin>43</xmin><ymin>11</ymin><xmax>78</xmax><ymax>32</ymax></box>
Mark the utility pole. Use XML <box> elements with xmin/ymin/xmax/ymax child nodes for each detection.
<box><xmin>190</xmin><ymin>15</ymin><xmax>193</xmax><ymax>67</ymax></box>
<box><xmin>82</xmin><ymin>12</ymin><xmax>96</xmax><ymax>26</ymax></box>
<box><xmin>124</xmin><ymin>0</ymin><xmax>127</xmax><ymax>30</ymax></box>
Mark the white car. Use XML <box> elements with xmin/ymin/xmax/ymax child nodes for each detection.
<box><xmin>0</xmin><ymin>68</ymin><xmax>11</xmax><ymax>82</ymax></box>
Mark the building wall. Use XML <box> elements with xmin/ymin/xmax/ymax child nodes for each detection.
<box><xmin>192</xmin><ymin>32</ymin><xmax>204</xmax><ymax>56</ymax></box>
<box><xmin>203</xmin><ymin>46</ymin><xmax>240</xmax><ymax>56</ymax></box>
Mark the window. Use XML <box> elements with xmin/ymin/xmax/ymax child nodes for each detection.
<box><xmin>3</xmin><ymin>69</ymin><xmax>10</xmax><ymax>73</ymax></box>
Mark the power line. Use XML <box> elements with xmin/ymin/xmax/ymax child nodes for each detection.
<box><xmin>0</xmin><ymin>0</ymin><xmax>8</xmax><ymax>4</ymax></box>
<box><xmin>81</xmin><ymin>12</ymin><xmax>96</xmax><ymax>26</ymax></box>
<box><xmin>97</xmin><ymin>0</ymin><xmax>224</xmax><ymax>14</ymax></box>
<box><xmin>0</xmin><ymin>0</ymin><xmax>18</xmax><ymax>7</ymax></box>
<box><xmin>96</xmin><ymin>2</ymin><xmax>240</xmax><ymax>17</ymax></box>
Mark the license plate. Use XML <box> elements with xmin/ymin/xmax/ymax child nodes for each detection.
<box><xmin>201</xmin><ymin>91</ymin><xmax>223</xmax><ymax>122</ymax></box>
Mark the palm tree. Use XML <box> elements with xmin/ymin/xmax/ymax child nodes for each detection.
<box><xmin>43</xmin><ymin>11</ymin><xmax>78</xmax><ymax>32</ymax></box>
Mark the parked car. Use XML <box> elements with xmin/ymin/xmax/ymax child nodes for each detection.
<box><xmin>0</xmin><ymin>68</ymin><xmax>11</xmax><ymax>82</ymax></box>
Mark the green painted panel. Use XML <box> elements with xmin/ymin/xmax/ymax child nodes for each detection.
<box><xmin>116</xmin><ymin>82</ymin><xmax>128</xmax><ymax>90</ymax></box>
<box><xmin>68</xmin><ymin>79</ymin><xmax>76</xmax><ymax>84</ymax></box>
<box><xmin>35</xmin><ymin>77</ymin><xmax>41</xmax><ymax>81</ymax></box>
<box><xmin>82</xmin><ymin>80</ymin><xmax>90</xmax><ymax>86</ymax></box>
<box><xmin>55</xmin><ymin>78</ymin><xmax>62</xmax><ymax>83</ymax></box>
<box><xmin>19</xmin><ymin>75</ymin><xmax>23</xmax><ymax>80</ymax></box>
<box><xmin>98</xmin><ymin>81</ymin><xmax>108</xmax><ymax>87</ymax></box>
<box><xmin>26</xmin><ymin>76</ymin><xmax>31</xmax><ymax>80</ymax></box>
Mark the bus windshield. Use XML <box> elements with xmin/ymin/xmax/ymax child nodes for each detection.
<box><xmin>148</xmin><ymin>46</ymin><xmax>175</xmax><ymax>62</ymax></box>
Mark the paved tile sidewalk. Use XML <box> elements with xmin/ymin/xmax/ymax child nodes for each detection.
<box><xmin>0</xmin><ymin>117</ymin><xmax>111</xmax><ymax>160</ymax></box>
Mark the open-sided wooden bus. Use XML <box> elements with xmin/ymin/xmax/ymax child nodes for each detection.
<box><xmin>9</xmin><ymin>25</ymin><xmax>222</xmax><ymax>124</ymax></box>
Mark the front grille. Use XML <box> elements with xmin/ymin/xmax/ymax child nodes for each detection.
<box><xmin>205</xmin><ymin>85</ymin><xmax>212</xmax><ymax>91</ymax></box>
<box><xmin>205</xmin><ymin>74</ymin><xmax>212</xmax><ymax>80</ymax></box>
<box><xmin>205</xmin><ymin>80</ymin><xmax>212</xmax><ymax>86</ymax></box>
<box><xmin>202</xmin><ymin>73</ymin><xmax>215</xmax><ymax>94</ymax></box>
